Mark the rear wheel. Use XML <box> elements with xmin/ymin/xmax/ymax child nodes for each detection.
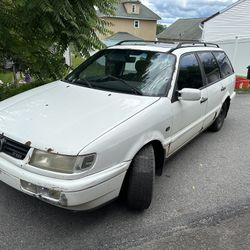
<box><xmin>126</xmin><ymin>144</ymin><xmax>155</xmax><ymax>210</ymax></box>
<box><xmin>209</xmin><ymin>101</ymin><xmax>228</xmax><ymax>132</ymax></box>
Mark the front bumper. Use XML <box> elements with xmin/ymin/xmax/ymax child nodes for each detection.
<box><xmin>0</xmin><ymin>154</ymin><xmax>130</xmax><ymax>211</ymax></box>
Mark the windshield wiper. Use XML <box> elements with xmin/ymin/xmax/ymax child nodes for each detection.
<box><xmin>99</xmin><ymin>75</ymin><xmax>143</xmax><ymax>96</ymax></box>
<box><xmin>71</xmin><ymin>78</ymin><xmax>94</xmax><ymax>88</ymax></box>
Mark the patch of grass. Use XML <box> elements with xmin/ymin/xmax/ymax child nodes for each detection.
<box><xmin>235</xmin><ymin>87</ymin><xmax>250</xmax><ymax>93</ymax></box>
<box><xmin>0</xmin><ymin>70</ymin><xmax>13</xmax><ymax>83</ymax></box>
<box><xmin>0</xmin><ymin>81</ymin><xmax>47</xmax><ymax>101</ymax></box>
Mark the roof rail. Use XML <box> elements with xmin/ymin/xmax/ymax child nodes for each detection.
<box><xmin>113</xmin><ymin>40</ymin><xmax>220</xmax><ymax>51</ymax></box>
<box><xmin>168</xmin><ymin>41</ymin><xmax>220</xmax><ymax>53</ymax></box>
<box><xmin>176</xmin><ymin>41</ymin><xmax>219</xmax><ymax>48</ymax></box>
<box><xmin>115</xmin><ymin>40</ymin><xmax>175</xmax><ymax>45</ymax></box>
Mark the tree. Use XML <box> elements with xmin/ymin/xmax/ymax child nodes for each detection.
<box><xmin>157</xmin><ymin>24</ymin><xmax>167</xmax><ymax>35</ymax></box>
<box><xmin>0</xmin><ymin>0</ymin><xmax>117</xmax><ymax>82</ymax></box>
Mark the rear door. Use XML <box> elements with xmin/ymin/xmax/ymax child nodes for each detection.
<box><xmin>213</xmin><ymin>51</ymin><xmax>235</xmax><ymax>96</ymax></box>
<box><xmin>168</xmin><ymin>53</ymin><xmax>208</xmax><ymax>155</ymax></box>
<box><xmin>197</xmin><ymin>51</ymin><xmax>223</xmax><ymax>129</ymax></box>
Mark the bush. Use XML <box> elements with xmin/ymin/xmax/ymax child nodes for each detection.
<box><xmin>0</xmin><ymin>81</ymin><xmax>47</xmax><ymax>101</ymax></box>
<box><xmin>0</xmin><ymin>70</ymin><xmax>13</xmax><ymax>83</ymax></box>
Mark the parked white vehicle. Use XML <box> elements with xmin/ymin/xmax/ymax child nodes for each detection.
<box><xmin>0</xmin><ymin>41</ymin><xmax>235</xmax><ymax>211</ymax></box>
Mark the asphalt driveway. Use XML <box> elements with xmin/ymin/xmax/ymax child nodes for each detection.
<box><xmin>0</xmin><ymin>94</ymin><xmax>249</xmax><ymax>249</ymax></box>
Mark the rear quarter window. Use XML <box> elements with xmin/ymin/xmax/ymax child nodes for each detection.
<box><xmin>213</xmin><ymin>51</ymin><xmax>234</xmax><ymax>78</ymax></box>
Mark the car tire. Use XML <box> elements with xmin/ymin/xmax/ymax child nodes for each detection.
<box><xmin>126</xmin><ymin>144</ymin><xmax>155</xmax><ymax>210</ymax></box>
<box><xmin>209</xmin><ymin>101</ymin><xmax>228</xmax><ymax>132</ymax></box>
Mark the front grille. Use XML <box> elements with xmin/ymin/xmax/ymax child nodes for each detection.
<box><xmin>2</xmin><ymin>137</ymin><xmax>30</xmax><ymax>160</ymax></box>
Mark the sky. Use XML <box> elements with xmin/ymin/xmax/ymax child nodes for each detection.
<box><xmin>141</xmin><ymin>0</ymin><xmax>238</xmax><ymax>25</ymax></box>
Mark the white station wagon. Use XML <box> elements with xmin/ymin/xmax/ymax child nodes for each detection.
<box><xmin>0</xmin><ymin>41</ymin><xmax>235</xmax><ymax>211</ymax></box>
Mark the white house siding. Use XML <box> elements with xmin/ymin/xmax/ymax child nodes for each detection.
<box><xmin>202</xmin><ymin>0</ymin><xmax>250</xmax><ymax>41</ymax></box>
<box><xmin>202</xmin><ymin>0</ymin><xmax>250</xmax><ymax>76</ymax></box>
<box><xmin>63</xmin><ymin>47</ymin><xmax>71</xmax><ymax>66</ymax></box>
<box><xmin>215</xmin><ymin>38</ymin><xmax>250</xmax><ymax>76</ymax></box>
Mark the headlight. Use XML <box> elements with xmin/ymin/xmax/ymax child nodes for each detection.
<box><xmin>29</xmin><ymin>149</ymin><xmax>96</xmax><ymax>174</ymax></box>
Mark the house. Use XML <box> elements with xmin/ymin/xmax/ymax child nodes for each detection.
<box><xmin>157</xmin><ymin>18</ymin><xmax>206</xmax><ymax>42</ymax></box>
<box><xmin>103</xmin><ymin>32</ymin><xmax>143</xmax><ymax>47</ymax></box>
<box><xmin>201</xmin><ymin>0</ymin><xmax>250</xmax><ymax>41</ymax></box>
<box><xmin>97</xmin><ymin>0</ymin><xmax>161</xmax><ymax>41</ymax></box>
<box><xmin>201</xmin><ymin>0</ymin><xmax>250</xmax><ymax>76</ymax></box>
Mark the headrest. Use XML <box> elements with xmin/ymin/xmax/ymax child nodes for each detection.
<box><xmin>135</xmin><ymin>60</ymin><xmax>149</xmax><ymax>73</ymax></box>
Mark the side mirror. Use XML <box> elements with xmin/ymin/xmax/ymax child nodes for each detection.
<box><xmin>178</xmin><ymin>88</ymin><xmax>201</xmax><ymax>101</ymax></box>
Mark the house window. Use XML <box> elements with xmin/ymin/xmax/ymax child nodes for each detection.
<box><xmin>132</xmin><ymin>4</ymin><xmax>136</xmax><ymax>13</ymax></box>
<box><xmin>134</xmin><ymin>20</ymin><xmax>140</xmax><ymax>28</ymax></box>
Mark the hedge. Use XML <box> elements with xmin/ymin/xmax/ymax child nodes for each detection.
<box><xmin>0</xmin><ymin>81</ymin><xmax>47</xmax><ymax>101</ymax></box>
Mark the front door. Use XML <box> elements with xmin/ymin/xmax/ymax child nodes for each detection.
<box><xmin>168</xmin><ymin>53</ymin><xmax>207</xmax><ymax>155</ymax></box>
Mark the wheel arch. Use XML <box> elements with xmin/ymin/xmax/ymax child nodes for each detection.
<box><xmin>224</xmin><ymin>95</ymin><xmax>231</xmax><ymax>118</ymax></box>
<box><xmin>150</xmin><ymin>140</ymin><xmax>166</xmax><ymax>176</ymax></box>
<box><xmin>120</xmin><ymin>139</ymin><xmax>166</xmax><ymax>200</ymax></box>
<box><xmin>128</xmin><ymin>139</ymin><xmax>166</xmax><ymax>176</ymax></box>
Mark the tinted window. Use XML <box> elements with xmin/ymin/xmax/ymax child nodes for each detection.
<box><xmin>198</xmin><ymin>52</ymin><xmax>221</xmax><ymax>84</ymax></box>
<box><xmin>213</xmin><ymin>52</ymin><xmax>234</xmax><ymax>78</ymax></box>
<box><xmin>177</xmin><ymin>54</ymin><xmax>203</xmax><ymax>90</ymax></box>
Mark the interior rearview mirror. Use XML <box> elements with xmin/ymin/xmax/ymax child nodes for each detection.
<box><xmin>178</xmin><ymin>88</ymin><xmax>201</xmax><ymax>101</ymax></box>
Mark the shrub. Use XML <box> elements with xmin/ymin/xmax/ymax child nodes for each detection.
<box><xmin>0</xmin><ymin>81</ymin><xmax>47</xmax><ymax>101</ymax></box>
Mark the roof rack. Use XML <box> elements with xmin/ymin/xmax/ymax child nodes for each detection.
<box><xmin>115</xmin><ymin>40</ymin><xmax>175</xmax><ymax>45</ymax></box>
<box><xmin>168</xmin><ymin>41</ymin><xmax>220</xmax><ymax>52</ymax></box>
<box><xmin>176</xmin><ymin>41</ymin><xmax>219</xmax><ymax>49</ymax></box>
<box><xmin>113</xmin><ymin>40</ymin><xmax>220</xmax><ymax>51</ymax></box>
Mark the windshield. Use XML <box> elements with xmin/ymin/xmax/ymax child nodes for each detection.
<box><xmin>65</xmin><ymin>49</ymin><xmax>176</xmax><ymax>96</ymax></box>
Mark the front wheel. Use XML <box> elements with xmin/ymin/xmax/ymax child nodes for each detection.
<box><xmin>209</xmin><ymin>102</ymin><xmax>228</xmax><ymax>132</ymax></box>
<box><xmin>126</xmin><ymin>144</ymin><xmax>155</xmax><ymax>210</ymax></box>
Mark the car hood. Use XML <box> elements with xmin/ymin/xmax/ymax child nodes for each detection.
<box><xmin>0</xmin><ymin>81</ymin><xmax>159</xmax><ymax>155</ymax></box>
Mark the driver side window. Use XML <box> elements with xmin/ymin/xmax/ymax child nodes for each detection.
<box><xmin>177</xmin><ymin>54</ymin><xmax>203</xmax><ymax>90</ymax></box>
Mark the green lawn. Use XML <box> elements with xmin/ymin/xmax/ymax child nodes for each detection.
<box><xmin>236</xmin><ymin>87</ymin><xmax>250</xmax><ymax>93</ymax></box>
<box><xmin>0</xmin><ymin>70</ymin><xmax>13</xmax><ymax>83</ymax></box>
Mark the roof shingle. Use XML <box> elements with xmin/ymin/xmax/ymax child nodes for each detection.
<box><xmin>103</xmin><ymin>32</ymin><xmax>143</xmax><ymax>46</ymax></box>
<box><xmin>157</xmin><ymin>18</ymin><xmax>206</xmax><ymax>41</ymax></box>
<box><xmin>97</xmin><ymin>1</ymin><xmax>161</xmax><ymax>21</ymax></box>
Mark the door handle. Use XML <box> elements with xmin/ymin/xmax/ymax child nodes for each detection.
<box><xmin>221</xmin><ymin>86</ymin><xmax>226</xmax><ymax>91</ymax></box>
<box><xmin>200</xmin><ymin>97</ymin><xmax>208</xmax><ymax>104</ymax></box>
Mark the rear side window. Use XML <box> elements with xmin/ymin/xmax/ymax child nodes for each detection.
<box><xmin>177</xmin><ymin>54</ymin><xmax>203</xmax><ymax>90</ymax></box>
<box><xmin>213</xmin><ymin>52</ymin><xmax>234</xmax><ymax>78</ymax></box>
<box><xmin>197</xmin><ymin>52</ymin><xmax>221</xmax><ymax>84</ymax></box>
